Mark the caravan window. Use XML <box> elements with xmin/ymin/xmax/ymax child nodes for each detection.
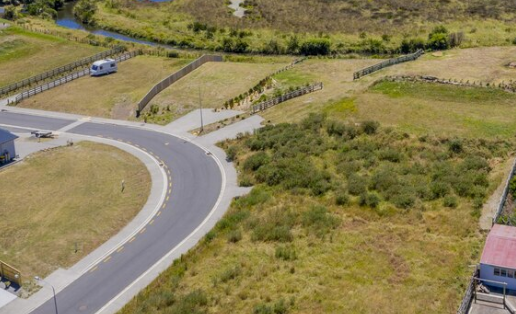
<box><xmin>100</xmin><ymin>66</ymin><xmax>104</xmax><ymax>70</ymax></box>
<box><xmin>92</xmin><ymin>65</ymin><xmax>98</xmax><ymax>70</ymax></box>
<box><xmin>111</xmin><ymin>63</ymin><xmax>115</xmax><ymax>68</ymax></box>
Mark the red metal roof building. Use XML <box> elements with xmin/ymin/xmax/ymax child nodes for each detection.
<box><xmin>480</xmin><ymin>224</ymin><xmax>516</xmax><ymax>289</ymax></box>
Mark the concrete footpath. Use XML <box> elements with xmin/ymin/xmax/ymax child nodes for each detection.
<box><xmin>0</xmin><ymin>106</ymin><xmax>264</xmax><ymax>314</ymax></box>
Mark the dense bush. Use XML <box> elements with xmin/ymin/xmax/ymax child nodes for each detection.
<box><xmin>299</xmin><ymin>39</ymin><xmax>331</xmax><ymax>56</ymax></box>
<box><xmin>227</xmin><ymin>114</ymin><xmax>508</xmax><ymax>212</ymax></box>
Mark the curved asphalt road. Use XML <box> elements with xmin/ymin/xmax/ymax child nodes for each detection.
<box><xmin>0</xmin><ymin>112</ymin><xmax>222</xmax><ymax>314</ymax></box>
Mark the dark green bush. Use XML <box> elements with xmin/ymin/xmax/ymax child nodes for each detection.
<box><xmin>429</xmin><ymin>181</ymin><xmax>450</xmax><ymax>199</ymax></box>
<box><xmin>243</xmin><ymin>152</ymin><xmax>270</xmax><ymax>171</ymax></box>
<box><xmin>443</xmin><ymin>195</ymin><xmax>458</xmax><ymax>208</ymax></box>
<box><xmin>359</xmin><ymin>192</ymin><xmax>381</xmax><ymax>208</ymax></box>
<box><xmin>336</xmin><ymin>193</ymin><xmax>349</xmax><ymax>206</ymax></box>
<box><xmin>302</xmin><ymin>206</ymin><xmax>340</xmax><ymax>237</ymax></box>
<box><xmin>347</xmin><ymin>174</ymin><xmax>368</xmax><ymax>195</ymax></box>
<box><xmin>227</xmin><ymin>229</ymin><xmax>242</xmax><ymax>243</ymax></box>
<box><xmin>275</xmin><ymin>245</ymin><xmax>297</xmax><ymax>261</ymax></box>
<box><xmin>299</xmin><ymin>39</ymin><xmax>331</xmax><ymax>56</ymax></box>
<box><xmin>361</xmin><ymin>121</ymin><xmax>380</xmax><ymax>135</ymax></box>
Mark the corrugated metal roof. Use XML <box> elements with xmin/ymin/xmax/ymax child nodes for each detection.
<box><xmin>481</xmin><ymin>224</ymin><xmax>516</xmax><ymax>269</ymax></box>
<box><xmin>0</xmin><ymin>128</ymin><xmax>18</xmax><ymax>145</ymax></box>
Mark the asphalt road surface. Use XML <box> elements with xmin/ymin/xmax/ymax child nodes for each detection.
<box><xmin>0</xmin><ymin>112</ymin><xmax>222</xmax><ymax>314</ymax></box>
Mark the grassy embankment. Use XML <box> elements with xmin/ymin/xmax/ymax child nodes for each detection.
<box><xmin>0</xmin><ymin>141</ymin><xmax>150</xmax><ymax>282</ymax></box>
<box><xmin>17</xmin><ymin>56</ymin><xmax>192</xmax><ymax>119</ymax></box>
<box><xmin>142</xmin><ymin>57</ymin><xmax>292</xmax><ymax>125</ymax></box>
<box><xmin>0</xmin><ymin>25</ymin><xmax>103</xmax><ymax>87</ymax></box>
<box><xmin>118</xmin><ymin>114</ymin><xmax>512</xmax><ymax>314</ymax></box>
<box><xmin>91</xmin><ymin>0</ymin><xmax>516</xmax><ymax>54</ymax></box>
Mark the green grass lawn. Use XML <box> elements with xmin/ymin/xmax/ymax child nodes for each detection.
<box><xmin>347</xmin><ymin>81</ymin><xmax>516</xmax><ymax>139</ymax></box>
<box><xmin>0</xmin><ymin>141</ymin><xmax>150</xmax><ymax>282</ymax></box>
<box><xmin>0</xmin><ymin>26</ymin><xmax>103</xmax><ymax>87</ymax></box>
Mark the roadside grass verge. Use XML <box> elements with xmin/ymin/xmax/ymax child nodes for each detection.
<box><xmin>0</xmin><ymin>141</ymin><xmax>151</xmax><ymax>281</ymax></box>
<box><xmin>0</xmin><ymin>26</ymin><xmax>103</xmax><ymax>87</ymax></box>
<box><xmin>118</xmin><ymin>116</ymin><xmax>511</xmax><ymax>314</ymax></box>
<box><xmin>17</xmin><ymin>56</ymin><xmax>191</xmax><ymax>119</ymax></box>
<box><xmin>141</xmin><ymin>60</ymin><xmax>291</xmax><ymax>125</ymax></box>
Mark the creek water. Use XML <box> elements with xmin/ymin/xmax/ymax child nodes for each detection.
<box><xmin>56</xmin><ymin>1</ymin><xmax>160</xmax><ymax>46</ymax></box>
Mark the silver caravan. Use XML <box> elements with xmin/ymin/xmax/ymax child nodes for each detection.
<box><xmin>90</xmin><ymin>59</ymin><xmax>117</xmax><ymax>76</ymax></box>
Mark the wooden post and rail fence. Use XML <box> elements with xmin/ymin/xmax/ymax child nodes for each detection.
<box><xmin>14</xmin><ymin>51</ymin><xmax>141</xmax><ymax>103</ymax></box>
<box><xmin>353</xmin><ymin>49</ymin><xmax>424</xmax><ymax>80</ymax></box>
<box><xmin>0</xmin><ymin>260</ymin><xmax>22</xmax><ymax>287</ymax></box>
<box><xmin>0</xmin><ymin>47</ymin><xmax>125</xmax><ymax>97</ymax></box>
<box><xmin>250</xmin><ymin>82</ymin><xmax>323</xmax><ymax>114</ymax></box>
<box><xmin>135</xmin><ymin>54</ymin><xmax>223</xmax><ymax>117</ymax></box>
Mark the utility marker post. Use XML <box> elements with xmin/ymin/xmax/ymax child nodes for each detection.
<box><xmin>199</xmin><ymin>86</ymin><xmax>204</xmax><ymax>134</ymax></box>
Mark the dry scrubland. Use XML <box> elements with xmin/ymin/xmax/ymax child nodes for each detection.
<box><xmin>263</xmin><ymin>47</ymin><xmax>516</xmax><ymax>139</ymax></box>
<box><xmin>0</xmin><ymin>25</ymin><xmax>103</xmax><ymax>87</ymax></box>
<box><xmin>120</xmin><ymin>115</ymin><xmax>513</xmax><ymax>314</ymax></box>
<box><xmin>143</xmin><ymin>59</ymin><xmax>292</xmax><ymax>124</ymax></box>
<box><xmin>0</xmin><ymin>141</ymin><xmax>150</xmax><ymax>281</ymax></box>
<box><xmin>18</xmin><ymin>56</ymin><xmax>192</xmax><ymax>119</ymax></box>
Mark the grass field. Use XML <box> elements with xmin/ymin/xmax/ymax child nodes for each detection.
<box><xmin>0</xmin><ymin>26</ymin><xmax>103</xmax><ymax>87</ymax></box>
<box><xmin>0</xmin><ymin>141</ymin><xmax>150</xmax><ymax>281</ymax></box>
<box><xmin>119</xmin><ymin>117</ymin><xmax>512</xmax><ymax>314</ymax></box>
<box><xmin>261</xmin><ymin>47</ymin><xmax>516</xmax><ymax>137</ymax></box>
<box><xmin>142</xmin><ymin>59</ymin><xmax>291</xmax><ymax>125</ymax></box>
<box><xmin>347</xmin><ymin>81</ymin><xmax>516</xmax><ymax>139</ymax></box>
<box><xmin>18</xmin><ymin>56</ymin><xmax>192</xmax><ymax>119</ymax></box>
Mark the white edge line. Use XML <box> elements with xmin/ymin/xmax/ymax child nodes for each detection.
<box><xmin>94</xmin><ymin>141</ymin><xmax>227</xmax><ymax>314</ymax></box>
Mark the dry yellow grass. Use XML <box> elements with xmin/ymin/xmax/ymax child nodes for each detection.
<box><xmin>0</xmin><ymin>141</ymin><xmax>150</xmax><ymax>280</ymax></box>
<box><xmin>142</xmin><ymin>61</ymin><xmax>291</xmax><ymax>124</ymax></box>
<box><xmin>0</xmin><ymin>27</ymin><xmax>103</xmax><ymax>87</ymax></box>
<box><xmin>18</xmin><ymin>56</ymin><xmax>192</xmax><ymax>119</ymax></box>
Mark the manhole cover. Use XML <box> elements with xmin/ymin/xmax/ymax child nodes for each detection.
<box><xmin>79</xmin><ymin>305</ymin><xmax>88</xmax><ymax>311</ymax></box>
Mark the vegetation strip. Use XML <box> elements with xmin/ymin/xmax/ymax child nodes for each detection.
<box><xmin>251</xmin><ymin>82</ymin><xmax>323</xmax><ymax>114</ymax></box>
<box><xmin>353</xmin><ymin>49</ymin><xmax>424</xmax><ymax>80</ymax></box>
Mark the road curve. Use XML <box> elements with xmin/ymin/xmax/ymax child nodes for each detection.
<box><xmin>0</xmin><ymin>112</ymin><xmax>223</xmax><ymax>314</ymax></box>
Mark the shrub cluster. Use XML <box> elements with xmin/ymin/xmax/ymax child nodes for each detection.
<box><xmin>226</xmin><ymin>114</ymin><xmax>509</xmax><ymax>212</ymax></box>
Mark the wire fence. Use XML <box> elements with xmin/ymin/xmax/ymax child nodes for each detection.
<box><xmin>251</xmin><ymin>82</ymin><xmax>323</xmax><ymax>114</ymax></box>
<box><xmin>456</xmin><ymin>270</ymin><xmax>478</xmax><ymax>314</ymax></box>
<box><xmin>492</xmin><ymin>157</ymin><xmax>516</xmax><ymax>225</ymax></box>
<box><xmin>0</xmin><ymin>47</ymin><xmax>125</xmax><ymax>97</ymax></box>
<box><xmin>136</xmin><ymin>54</ymin><xmax>223</xmax><ymax>117</ymax></box>
<box><xmin>353</xmin><ymin>49</ymin><xmax>424</xmax><ymax>80</ymax></box>
<box><xmin>15</xmin><ymin>51</ymin><xmax>140</xmax><ymax>103</ymax></box>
